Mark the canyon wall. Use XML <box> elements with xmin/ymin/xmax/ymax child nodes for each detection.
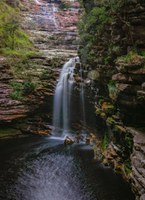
<box><xmin>79</xmin><ymin>0</ymin><xmax>145</xmax><ymax>199</ymax></box>
<box><xmin>0</xmin><ymin>0</ymin><xmax>80</xmax><ymax>135</ymax></box>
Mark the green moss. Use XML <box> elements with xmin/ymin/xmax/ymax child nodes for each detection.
<box><xmin>10</xmin><ymin>80</ymin><xmax>36</xmax><ymax>100</ymax></box>
<box><xmin>0</xmin><ymin>128</ymin><xmax>19</xmax><ymax>138</ymax></box>
<box><xmin>78</xmin><ymin>4</ymin><xmax>112</xmax><ymax>63</ymax></box>
<box><xmin>10</xmin><ymin>81</ymin><xmax>23</xmax><ymax>100</ymax></box>
<box><xmin>0</xmin><ymin>48</ymin><xmax>37</xmax><ymax>59</ymax></box>
<box><xmin>123</xmin><ymin>159</ymin><xmax>132</xmax><ymax>176</ymax></box>
<box><xmin>78</xmin><ymin>0</ymin><xmax>126</xmax><ymax>65</ymax></box>
<box><xmin>23</xmin><ymin>81</ymin><xmax>36</xmax><ymax>95</ymax></box>
<box><xmin>95</xmin><ymin>108</ymin><xmax>102</xmax><ymax>115</ymax></box>
<box><xmin>0</xmin><ymin>1</ymin><xmax>34</xmax><ymax>56</ymax></box>
<box><xmin>59</xmin><ymin>2</ymin><xmax>70</xmax><ymax>10</ymax></box>
<box><xmin>118</xmin><ymin>51</ymin><xmax>142</xmax><ymax>64</ymax></box>
<box><xmin>10</xmin><ymin>90</ymin><xmax>23</xmax><ymax>100</ymax></box>
<box><xmin>140</xmin><ymin>50</ymin><xmax>145</xmax><ymax>57</ymax></box>
<box><xmin>108</xmin><ymin>80</ymin><xmax>118</xmax><ymax>100</ymax></box>
<box><xmin>106</xmin><ymin>117</ymin><xmax>116</xmax><ymax>126</ymax></box>
<box><xmin>101</xmin><ymin>132</ymin><xmax>109</xmax><ymax>150</ymax></box>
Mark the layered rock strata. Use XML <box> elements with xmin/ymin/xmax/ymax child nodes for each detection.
<box><xmin>79</xmin><ymin>0</ymin><xmax>145</xmax><ymax>199</ymax></box>
<box><xmin>0</xmin><ymin>0</ymin><xmax>79</xmax><ymax>126</ymax></box>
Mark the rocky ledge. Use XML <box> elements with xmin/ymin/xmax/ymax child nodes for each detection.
<box><xmin>127</xmin><ymin>127</ymin><xmax>145</xmax><ymax>200</ymax></box>
<box><xmin>0</xmin><ymin>0</ymin><xmax>80</xmax><ymax>133</ymax></box>
<box><xmin>113</xmin><ymin>53</ymin><xmax>145</xmax><ymax>126</ymax></box>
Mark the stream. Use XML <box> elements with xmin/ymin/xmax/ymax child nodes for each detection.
<box><xmin>0</xmin><ymin>136</ymin><xmax>134</xmax><ymax>200</ymax></box>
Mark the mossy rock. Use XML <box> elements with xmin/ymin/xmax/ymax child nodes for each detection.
<box><xmin>87</xmin><ymin>70</ymin><xmax>100</xmax><ymax>80</ymax></box>
<box><xmin>106</xmin><ymin>117</ymin><xmax>116</xmax><ymax>126</ymax></box>
<box><xmin>101</xmin><ymin>102</ymin><xmax>115</xmax><ymax>113</ymax></box>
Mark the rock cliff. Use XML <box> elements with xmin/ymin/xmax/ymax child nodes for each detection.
<box><xmin>0</xmin><ymin>0</ymin><xmax>79</xmax><ymax>134</ymax></box>
<box><xmin>78</xmin><ymin>0</ymin><xmax>145</xmax><ymax>199</ymax></box>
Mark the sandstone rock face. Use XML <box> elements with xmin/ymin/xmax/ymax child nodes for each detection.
<box><xmin>127</xmin><ymin>128</ymin><xmax>145</xmax><ymax>200</ymax></box>
<box><xmin>109</xmin><ymin>2</ymin><xmax>145</xmax><ymax>198</ymax></box>
<box><xmin>79</xmin><ymin>0</ymin><xmax>145</xmax><ymax>198</ymax></box>
<box><xmin>0</xmin><ymin>0</ymin><xmax>79</xmax><ymax>125</ymax></box>
<box><xmin>0</xmin><ymin>57</ymin><xmax>29</xmax><ymax>123</ymax></box>
<box><xmin>110</xmin><ymin>2</ymin><xmax>145</xmax><ymax>197</ymax></box>
<box><xmin>114</xmin><ymin>56</ymin><xmax>145</xmax><ymax>126</ymax></box>
<box><xmin>22</xmin><ymin>0</ymin><xmax>79</xmax><ymax>60</ymax></box>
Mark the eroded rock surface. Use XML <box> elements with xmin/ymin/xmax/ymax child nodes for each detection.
<box><xmin>78</xmin><ymin>0</ymin><xmax>145</xmax><ymax>199</ymax></box>
<box><xmin>127</xmin><ymin>127</ymin><xmax>145</xmax><ymax>200</ymax></box>
<box><xmin>0</xmin><ymin>0</ymin><xmax>79</xmax><ymax>128</ymax></box>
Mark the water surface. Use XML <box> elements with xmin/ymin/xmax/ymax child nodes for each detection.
<box><xmin>0</xmin><ymin>136</ymin><xmax>134</xmax><ymax>200</ymax></box>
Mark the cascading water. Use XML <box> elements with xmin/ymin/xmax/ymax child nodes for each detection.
<box><xmin>80</xmin><ymin>65</ymin><xmax>86</xmax><ymax>129</ymax></box>
<box><xmin>52</xmin><ymin>57</ymin><xmax>97</xmax><ymax>137</ymax></box>
<box><xmin>53</xmin><ymin>57</ymin><xmax>79</xmax><ymax>135</ymax></box>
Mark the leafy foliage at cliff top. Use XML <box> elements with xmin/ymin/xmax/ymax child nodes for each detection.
<box><xmin>78</xmin><ymin>0</ymin><xmax>127</xmax><ymax>65</ymax></box>
<box><xmin>0</xmin><ymin>1</ymin><xmax>34</xmax><ymax>58</ymax></box>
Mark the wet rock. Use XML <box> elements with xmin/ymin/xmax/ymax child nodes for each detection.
<box><xmin>85</xmin><ymin>133</ymin><xmax>97</xmax><ymax>145</ymax></box>
<box><xmin>79</xmin><ymin>0</ymin><xmax>145</xmax><ymax>198</ymax></box>
<box><xmin>142</xmin><ymin>82</ymin><xmax>145</xmax><ymax>90</ymax></box>
<box><xmin>127</xmin><ymin>127</ymin><xmax>145</xmax><ymax>199</ymax></box>
<box><xmin>64</xmin><ymin>136</ymin><xmax>74</xmax><ymax>145</ymax></box>
<box><xmin>112</xmin><ymin>73</ymin><xmax>133</xmax><ymax>83</ymax></box>
<box><xmin>87</xmin><ymin>70</ymin><xmax>100</xmax><ymax>81</ymax></box>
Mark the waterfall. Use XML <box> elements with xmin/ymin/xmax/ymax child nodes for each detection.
<box><xmin>80</xmin><ymin>65</ymin><xmax>86</xmax><ymax>129</ymax></box>
<box><xmin>53</xmin><ymin>57</ymin><xmax>87</xmax><ymax>136</ymax></box>
<box><xmin>53</xmin><ymin>58</ymin><xmax>77</xmax><ymax>135</ymax></box>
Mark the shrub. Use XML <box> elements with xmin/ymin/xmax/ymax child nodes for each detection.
<box><xmin>10</xmin><ymin>81</ymin><xmax>23</xmax><ymax>100</ymax></box>
<box><xmin>10</xmin><ymin>80</ymin><xmax>36</xmax><ymax>100</ymax></box>
<box><xmin>23</xmin><ymin>81</ymin><xmax>36</xmax><ymax>95</ymax></box>
<box><xmin>108</xmin><ymin>80</ymin><xmax>118</xmax><ymax>100</ymax></box>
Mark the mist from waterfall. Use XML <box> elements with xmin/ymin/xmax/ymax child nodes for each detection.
<box><xmin>80</xmin><ymin>65</ymin><xmax>86</xmax><ymax>129</ymax></box>
<box><xmin>53</xmin><ymin>57</ymin><xmax>85</xmax><ymax>136</ymax></box>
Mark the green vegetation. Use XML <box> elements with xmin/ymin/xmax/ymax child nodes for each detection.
<box><xmin>0</xmin><ymin>1</ymin><xmax>33</xmax><ymax>58</ymax></box>
<box><xmin>140</xmin><ymin>50</ymin><xmax>145</xmax><ymax>57</ymax></box>
<box><xmin>123</xmin><ymin>159</ymin><xmax>132</xmax><ymax>176</ymax></box>
<box><xmin>78</xmin><ymin>0</ymin><xmax>129</xmax><ymax>65</ymax></box>
<box><xmin>101</xmin><ymin>132</ymin><xmax>109</xmax><ymax>150</ymax></box>
<box><xmin>78</xmin><ymin>5</ymin><xmax>111</xmax><ymax>63</ymax></box>
<box><xmin>10</xmin><ymin>80</ymin><xmax>36</xmax><ymax>100</ymax></box>
<box><xmin>107</xmin><ymin>80</ymin><xmax>118</xmax><ymax>100</ymax></box>
<box><xmin>0</xmin><ymin>127</ymin><xmax>20</xmax><ymax>138</ymax></box>
<box><xmin>106</xmin><ymin>117</ymin><xmax>116</xmax><ymax>126</ymax></box>
<box><xmin>59</xmin><ymin>2</ymin><xmax>70</xmax><ymax>10</ymax></box>
<box><xmin>23</xmin><ymin>81</ymin><xmax>36</xmax><ymax>95</ymax></box>
<box><xmin>10</xmin><ymin>81</ymin><xmax>23</xmax><ymax>100</ymax></box>
<box><xmin>0</xmin><ymin>48</ymin><xmax>37</xmax><ymax>59</ymax></box>
<box><xmin>0</xmin><ymin>1</ymin><xmax>39</xmax><ymax>101</ymax></box>
<box><xmin>118</xmin><ymin>50</ymin><xmax>143</xmax><ymax>64</ymax></box>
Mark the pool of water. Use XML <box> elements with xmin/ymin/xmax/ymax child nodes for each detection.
<box><xmin>0</xmin><ymin>136</ymin><xmax>135</xmax><ymax>200</ymax></box>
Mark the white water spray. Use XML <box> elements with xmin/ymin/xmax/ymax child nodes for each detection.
<box><xmin>80</xmin><ymin>65</ymin><xmax>86</xmax><ymax>129</ymax></box>
<box><xmin>53</xmin><ymin>57</ymin><xmax>86</xmax><ymax>136</ymax></box>
<box><xmin>53</xmin><ymin>58</ymin><xmax>77</xmax><ymax>134</ymax></box>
